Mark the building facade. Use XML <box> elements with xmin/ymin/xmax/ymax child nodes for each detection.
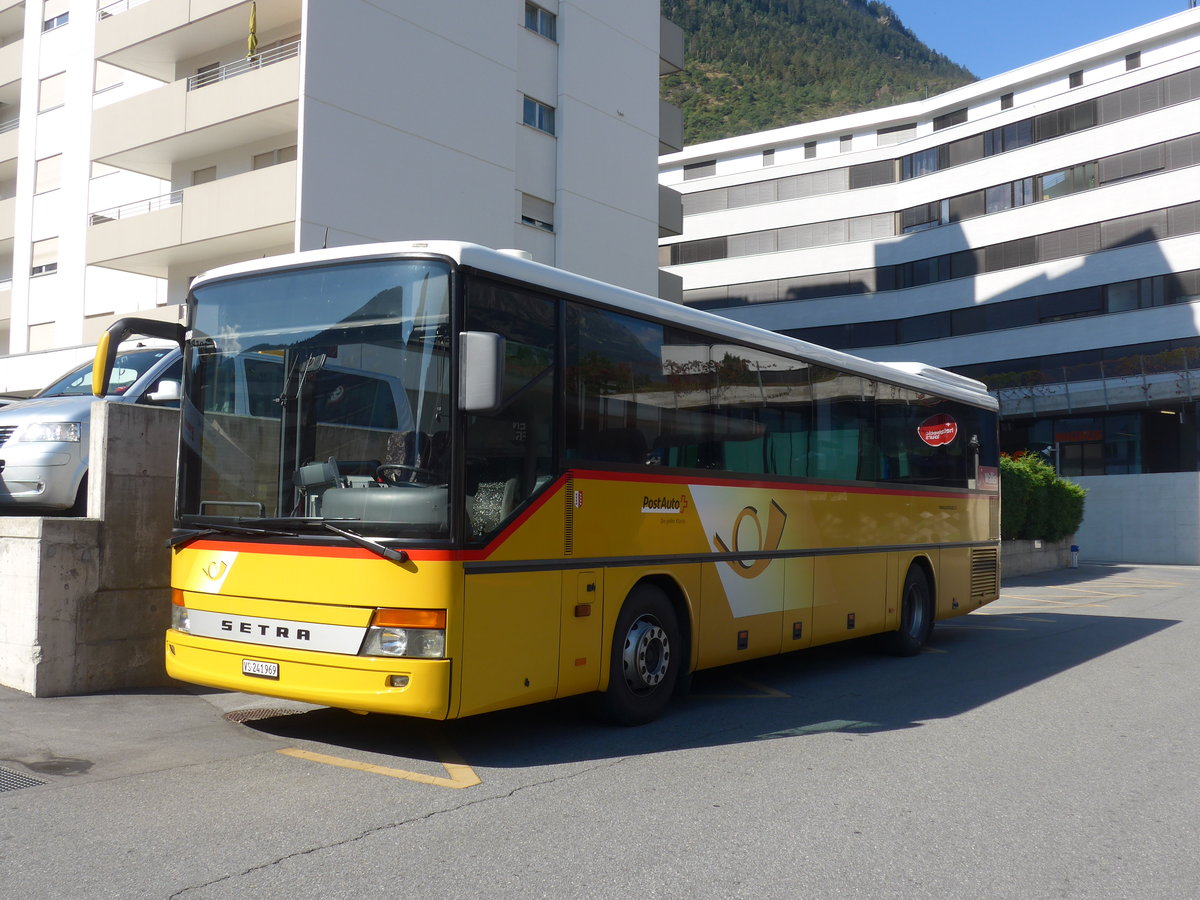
<box><xmin>0</xmin><ymin>0</ymin><xmax>684</xmax><ymax>394</ymax></box>
<box><xmin>660</xmin><ymin>9</ymin><xmax>1200</xmax><ymax>562</ymax></box>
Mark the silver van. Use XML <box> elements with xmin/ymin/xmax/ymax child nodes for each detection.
<box><xmin>0</xmin><ymin>347</ymin><xmax>181</xmax><ymax>514</ymax></box>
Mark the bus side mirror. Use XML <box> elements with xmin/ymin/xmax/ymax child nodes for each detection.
<box><xmin>93</xmin><ymin>317</ymin><xmax>186</xmax><ymax>397</ymax></box>
<box><xmin>459</xmin><ymin>331</ymin><xmax>505</xmax><ymax>414</ymax></box>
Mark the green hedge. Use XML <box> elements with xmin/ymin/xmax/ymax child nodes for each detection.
<box><xmin>1000</xmin><ymin>455</ymin><xmax>1086</xmax><ymax>542</ymax></box>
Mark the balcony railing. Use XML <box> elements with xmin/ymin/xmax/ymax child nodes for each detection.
<box><xmin>89</xmin><ymin>190</ymin><xmax>183</xmax><ymax>226</ymax></box>
<box><xmin>991</xmin><ymin>348</ymin><xmax>1200</xmax><ymax>416</ymax></box>
<box><xmin>0</xmin><ymin>117</ymin><xmax>17</xmax><ymax>134</ymax></box>
<box><xmin>187</xmin><ymin>40</ymin><xmax>301</xmax><ymax>91</ymax></box>
<box><xmin>97</xmin><ymin>0</ymin><xmax>154</xmax><ymax>20</ymax></box>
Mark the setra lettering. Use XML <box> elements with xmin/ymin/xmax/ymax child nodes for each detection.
<box><xmin>218</xmin><ymin>618</ymin><xmax>312</xmax><ymax>642</ymax></box>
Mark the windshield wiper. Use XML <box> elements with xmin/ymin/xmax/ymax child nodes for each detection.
<box><xmin>166</xmin><ymin>522</ymin><xmax>299</xmax><ymax>549</ymax></box>
<box><xmin>169</xmin><ymin>518</ymin><xmax>408</xmax><ymax>565</ymax></box>
<box><xmin>320</xmin><ymin>522</ymin><xmax>410</xmax><ymax>564</ymax></box>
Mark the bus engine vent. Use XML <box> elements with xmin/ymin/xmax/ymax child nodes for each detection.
<box><xmin>564</xmin><ymin>476</ymin><xmax>575</xmax><ymax>556</ymax></box>
<box><xmin>970</xmin><ymin>547</ymin><xmax>1000</xmax><ymax>599</ymax></box>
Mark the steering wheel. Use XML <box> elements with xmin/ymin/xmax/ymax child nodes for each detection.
<box><xmin>376</xmin><ymin>463</ymin><xmax>439</xmax><ymax>485</ymax></box>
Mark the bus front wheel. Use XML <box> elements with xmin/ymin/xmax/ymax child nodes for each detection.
<box><xmin>598</xmin><ymin>584</ymin><xmax>681</xmax><ymax>726</ymax></box>
<box><xmin>880</xmin><ymin>565</ymin><xmax>934</xmax><ymax>657</ymax></box>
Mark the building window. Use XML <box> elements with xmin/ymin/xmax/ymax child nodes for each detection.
<box><xmin>933</xmin><ymin>108</ymin><xmax>968</xmax><ymax>131</ymax></box>
<box><xmin>31</xmin><ymin>238</ymin><xmax>58</xmax><ymax>277</ymax></box>
<box><xmin>762</xmin><ymin>149</ymin><xmax>775</xmax><ymax>166</ymax></box>
<box><xmin>839</xmin><ymin>134</ymin><xmax>853</xmax><ymax>153</ymax></box>
<box><xmin>252</xmin><ymin>145</ymin><xmax>297</xmax><ymax>170</ymax></box>
<box><xmin>1001</xmin><ymin>93</ymin><xmax>1014</xmax><ymax>110</ymax></box>
<box><xmin>1126</xmin><ymin>52</ymin><xmax>1141</xmax><ymax>71</ymax></box>
<box><xmin>522</xmin><ymin>95</ymin><xmax>555</xmax><ymax>135</ymax></box>
<box><xmin>34</xmin><ymin>155</ymin><xmax>62</xmax><ymax>194</ymax></box>
<box><xmin>804</xmin><ymin>141</ymin><xmax>816</xmax><ymax>159</ymax></box>
<box><xmin>38</xmin><ymin>72</ymin><xmax>66</xmax><ymax>113</ymax></box>
<box><xmin>1069</xmin><ymin>70</ymin><xmax>1084</xmax><ymax>89</ymax></box>
<box><xmin>877</xmin><ymin>123</ymin><xmax>916</xmax><ymax>146</ymax></box>
<box><xmin>192</xmin><ymin>166</ymin><xmax>217</xmax><ymax>186</ymax></box>
<box><xmin>42</xmin><ymin>13</ymin><xmax>69</xmax><ymax>32</ymax></box>
<box><xmin>683</xmin><ymin>159</ymin><xmax>715</xmax><ymax>180</ymax></box>
<box><xmin>520</xmin><ymin>193</ymin><xmax>554</xmax><ymax>232</ymax></box>
<box><xmin>524</xmin><ymin>3</ymin><xmax>556</xmax><ymax>40</ymax></box>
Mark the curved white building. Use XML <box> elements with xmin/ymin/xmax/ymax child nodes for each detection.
<box><xmin>660</xmin><ymin>8</ymin><xmax>1200</xmax><ymax>563</ymax></box>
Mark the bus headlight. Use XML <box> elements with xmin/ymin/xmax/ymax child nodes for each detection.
<box><xmin>171</xmin><ymin>591</ymin><xmax>191</xmax><ymax>633</ymax></box>
<box><xmin>360</xmin><ymin>608</ymin><xmax>446</xmax><ymax>659</ymax></box>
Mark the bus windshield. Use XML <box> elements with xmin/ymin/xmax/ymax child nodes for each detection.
<box><xmin>178</xmin><ymin>257</ymin><xmax>453</xmax><ymax>540</ymax></box>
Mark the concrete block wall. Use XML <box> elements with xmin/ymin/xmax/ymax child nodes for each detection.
<box><xmin>0</xmin><ymin>401</ymin><xmax>177</xmax><ymax>696</ymax></box>
<box><xmin>1071</xmin><ymin>472</ymin><xmax>1200</xmax><ymax>564</ymax></box>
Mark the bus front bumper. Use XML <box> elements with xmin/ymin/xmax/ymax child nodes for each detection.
<box><xmin>165</xmin><ymin>630</ymin><xmax>452</xmax><ymax>719</ymax></box>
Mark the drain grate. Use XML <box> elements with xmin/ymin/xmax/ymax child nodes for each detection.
<box><xmin>0</xmin><ymin>766</ymin><xmax>47</xmax><ymax>793</ymax></box>
<box><xmin>223</xmin><ymin>707</ymin><xmax>308</xmax><ymax>724</ymax></box>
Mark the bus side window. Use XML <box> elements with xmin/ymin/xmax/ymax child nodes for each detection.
<box><xmin>464</xmin><ymin>279</ymin><xmax>557</xmax><ymax>540</ymax></box>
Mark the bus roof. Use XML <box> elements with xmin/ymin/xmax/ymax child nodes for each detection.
<box><xmin>190</xmin><ymin>241</ymin><xmax>997</xmax><ymax>411</ymax></box>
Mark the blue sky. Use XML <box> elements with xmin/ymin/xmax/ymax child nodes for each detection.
<box><xmin>889</xmin><ymin>1</ymin><xmax>1196</xmax><ymax>79</ymax></box>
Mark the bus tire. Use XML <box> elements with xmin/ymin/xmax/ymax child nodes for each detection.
<box><xmin>880</xmin><ymin>565</ymin><xmax>933</xmax><ymax>657</ymax></box>
<box><xmin>597</xmin><ymin>584</ymin><xmax>681</xmax><ymax>726</ymax></box>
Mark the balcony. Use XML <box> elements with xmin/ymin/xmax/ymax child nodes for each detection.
<box><xmin>659</xmin><ymin>99</ymin><xmax>683</xmax><ymax>155</ymax></box>
<box><xmin>0</xmin><ymin>194</ymin><xmax>14</xmax><ymax>243</ymax></box>
<box><xmin>92</xmin><ymin>43</ymin><xmax>300</xmax><ymax>179</ymax></box>
<box><xmin>993</xmin><ymin>349</ymin><xmax>1200</xmax><ymax>418</ymax></box>
<box><xmin>0</xmin><ymin>115</ymin><xmax>17</xmax><ymax>167</ymax></box>
<box><xmin>97</xmin><ymin>0</ymin><xmax>302</xmax><ymax>81</ymax></box>
<box><xmin>0</xmin><ymin>36</ymin><xmax>21</xmax><ymax>107</ymax></box>
<box><xmin>86</xmin><ymin>161</ymin><xmax>297</xmax><ymax>277</ymax></box>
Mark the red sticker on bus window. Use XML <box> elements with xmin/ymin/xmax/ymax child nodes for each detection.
<box><xmin>917</xmin><ymin>414</ymin><xmax>958</xmax><ymax>447</ymax></box>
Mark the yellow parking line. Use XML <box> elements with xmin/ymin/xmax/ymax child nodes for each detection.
<box><xmin>278</xmin><ymin>746</ymin><xmax>481</xmax><ymax>789</ymax></box>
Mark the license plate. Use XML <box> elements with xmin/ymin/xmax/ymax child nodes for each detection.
<box><xmin>242</xmin><ymin>659</ymin><xmax>279</xmax><ymax>680</ymax></box>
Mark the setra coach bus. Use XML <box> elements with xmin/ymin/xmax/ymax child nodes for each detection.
<box><xmin>96</xmin><ymin>241</ymin><xmax>1000</xmax><ymax>725</ymax></box>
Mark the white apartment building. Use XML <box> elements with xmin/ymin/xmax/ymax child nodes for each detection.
<box><xmin>0</xmin><ymin>0</ymin><xmax>684</xmax><ymax>393</ymax></box>
<box><xmin>660</xmin><ymin>8</ymin><xmax>1200</xmax><ymax>563</ymax></box>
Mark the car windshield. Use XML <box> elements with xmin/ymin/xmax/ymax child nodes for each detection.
<box><xmin>35</xmin><ymin>348</ymin><xmax>175</xmax><ymax>398</ymax></box>
<box><xmin>178</xmin><ymin>257</ymin><xmax>454</xmax><ymax>541</ymax></box>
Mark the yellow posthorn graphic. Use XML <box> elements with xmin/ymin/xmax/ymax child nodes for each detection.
<box><xmin>713</xmin><ymin>500</ymin><xmax>788</xmax><ymax>578</ymax></box>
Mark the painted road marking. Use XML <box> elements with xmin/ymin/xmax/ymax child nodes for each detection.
<box><xmin>278</xmin><ymin>746</ymin><xmax>481</xmax><ymax>789</ymax></box>
<box><xmin>692</xmin><ymin>674</ymin><xmax>790</xmax><ymax>699</ymax></box>
<box><xmin>757</xmin><ymin>719</ymin><xmax>878</xmax><ymax>739</ymax></box>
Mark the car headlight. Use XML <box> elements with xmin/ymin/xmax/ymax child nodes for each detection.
<box><xmin>359</xmin><ymin>608</ymin><xmax>446</xmax><ymax>658</ymax></box>
<box><xmin>20</xmin><ymin>422</ymin><xmax>81</xmax><ymax>442</ymax></box>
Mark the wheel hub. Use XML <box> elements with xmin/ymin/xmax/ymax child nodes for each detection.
<box><xmin>621</xmin><ymin>616</ymin><xmax>670</xmax><ymax>693</ymax></box>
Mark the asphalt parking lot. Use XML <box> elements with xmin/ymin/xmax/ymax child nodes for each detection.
<box><xmin>2</xmin><ymin>562</ymin><xmax>1198</xmax><ymax>899</ymax></box>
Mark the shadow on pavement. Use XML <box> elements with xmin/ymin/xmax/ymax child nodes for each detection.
<box><xmin>242</xmin><ymin>599</ymin><xmax>1176</xmax><ymax>770</ymax></box>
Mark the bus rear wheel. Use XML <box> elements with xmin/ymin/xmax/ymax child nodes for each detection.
<box><xmin>597</xmin><ymin>584</ymin><xmax>681</xmax><ymax>726</ymax></box>
<box><xmin>880</xmin><ymin>565</ymin><xmax>933</xmax><ymax>657</ymax></box>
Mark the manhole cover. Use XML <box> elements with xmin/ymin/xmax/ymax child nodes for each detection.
<box><xmin>223</xmin><ymin>707</ymin><xmax>308</xmax><ymax>724</ymax></box>
<box><xmin>0</xmin><ymin>766</ymin><xmax>47</xmax><ymax>793</ymax></box>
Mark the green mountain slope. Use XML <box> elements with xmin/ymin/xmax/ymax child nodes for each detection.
<box><xmin>662</xmin><ymin>0</ymin><xmax>977</xmax><ymax>145</ymax></box>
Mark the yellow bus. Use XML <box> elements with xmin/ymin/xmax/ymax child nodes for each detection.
<box><xmin>98</xmin><ymin>241</ymin><xmax>1000</xmax><ymax>725</ymax></box>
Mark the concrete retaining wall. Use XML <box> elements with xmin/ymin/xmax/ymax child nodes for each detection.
<box><xmin>0</xmin><ymin>402</ymin><xmax>177</xmax><ymax>696</ymax></box>
<box><xmin>1000</xmin><ymin>538</ymin><xmax>1076</xmax><ymax>580</ymax></box>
